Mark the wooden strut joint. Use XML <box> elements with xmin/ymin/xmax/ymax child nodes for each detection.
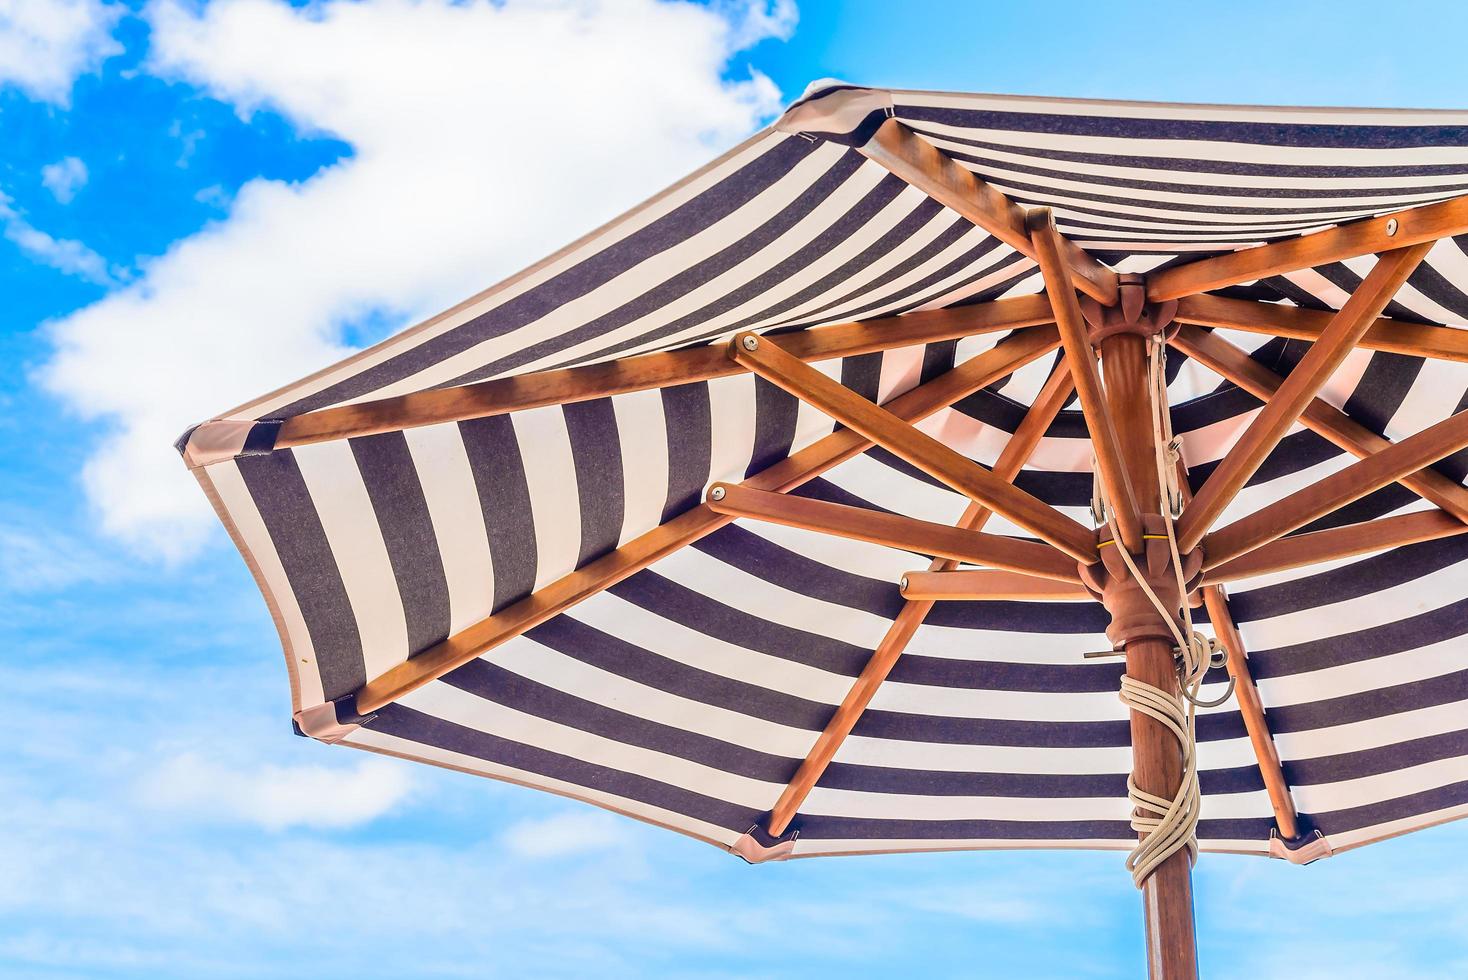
<box><xmin>1176</xmin><ymin>243</ymin><xmax>1432</xmax><ymax>552</ymax></box>
<box><xmin>706</xmin><ymin>484</ymin><xmax>1082</xmax><ymax>583</ymax></box>
<box><xmin>1200</xmin><ymin>587</ymin><xmax>1301</xmax><ymax>841</ymax></box>
<box><xmin>1171</xmin><ymin>324</ymin><xmax>1468</xmax><ymax>523</ymax></box>
<box><xmin>858</xmin><ymin>118</ymin><xmax>1119</xmax><ymax>305</ymax></box>
<box><xmin>898</xmin><ymin>568</ymin><xmax>1091</xmax><ymax>601</ymax></box>
<box><xmin>1175</xmin><ymin>293</ymin><xmax>1468</xmax><ymax>365</ymax></box>
<box><xmin>730</xmin><ymin>331</ymin><xmax>1098</xmax><ymax>562</ymax></box>
<box><xmin>1202</xmin><ymin>405</ymin><xmax>1468</xmax><ymax>569</ymax></box>
<box><xmin>1204</xmin><ymin>509</ymin><xmax>1468</xmax><ymax>583</ymax></box>
<box><xmin>1147</xmin><ymin>195</ymin><xmax>1467</xmax><ymax>301</ymax></box>
<box><xmin>1029</xmin><ymin>207</ymin><xmax>1144</xmax><ymax>552</ymax></box>
<box><xmin>352</xmin><ymin>328</ymin><xmax>1061</xmax><ymax>715</ymax></box>
<box><xmin>764</xmin><ymin>362</ymin><xmax>1078</xmax><ymax>838</ymax></box>
<box><xmin>274</xmin><ymin>295</ymin><xmax>1056</xmax><ymax>449</ymax></box>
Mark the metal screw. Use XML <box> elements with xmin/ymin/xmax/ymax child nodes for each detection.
<box><xmin>710</xmin><ymin>485</ymin><xmax>726</xmax><ymax>501</ymax></box>
<box><xmin>741</xmin><ymin>335</ymin><xmax>759</xmax><ymax>351</ymax></box>
<box><xmin>1386</xmin><ymin>217</ymin><xmax>1399</xmax><ymax>237</ymax></box>
<box><xmin>899</xmin><ymin>576</ymin><xmax>909</xmax><ymax>592</ymax></box>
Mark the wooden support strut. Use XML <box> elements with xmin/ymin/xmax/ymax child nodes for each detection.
<box><xmin>1175</xmin><ymin>293</ymin><xmax>1468</xmax><ymax>365</ymax></box>
<box><xmin>1171</xmin><ymin>324</ymin><xmax>1468</xmax><ymax>523</ymax></box>
<box><xmin>352</xmin><ymin>327</ymin><xmax>1061</xmax><ymax>716</ymax></box>
<box><xmin>763</xmin><ymin>362</ymin><xmax>1078</xmax><ymax>838</ymax></box>
<box><xmin>898</xmin><ymin>568</ymin><xmax>1092</xmax><ymax>601</ymax></box>
<box><xmin>1173</xmin><ymin>449</ymin><xmax>1303</xmax><ymax>845</ymax></box>
<box><xmin>1029</xmin><ymin>207</ymin><xmax>1144</xmax><ymax>553</ymax></box>
<box><xmin>1148</xmin><ymin>194</ymin><xmax>1468</xmax><ymax>302</ymax></box>
<box><xmin>729</xmin><ymin>330</ymin><xmax>1098</xmax><ymax>562</ymax></box>
<box><xmin>705</xmin><ymin>484</ymin><xmax>1082</xmax><ymax>583</ymax></box>
<box><xmin>274</xmin><ymin>295</ymin><xmax>1055</xmax><ymax>448</ymax></box>
<box><xmin>1204</xmin><ymin>509</ymin><xmax>1468</xmax><ymax>584</ymax></box>
<box><xmin>1202</xmin><ymin>405</ymin><xmax>1468</xmax><ymax>570</ymax></box>
<box><xmin>1176</xmin><ymin>243</ymin><xmax>1432</xmax><ymax>553</ymax></box>
<box><xmin>1201</xmin><ymin>586</ymin><xmax>1299</xmax><ymax>841</ymax></box>
<box><xmin>857</xmin><ymin>118</ymin><xmax>1119</xmax><ymax>305</ymax></box>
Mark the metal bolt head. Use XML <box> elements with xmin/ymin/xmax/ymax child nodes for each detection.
<box><xmin>741</xmin><ymin>335</ymin><xmax>759</xmax><ymax>351</ymax></box>
<box><xmin>899</xmin><ymin>576</ymin><xmax>909</xmax><ymax>592</ymax></box>
<box><xmin>1386</xmin><ymin>217</ymin><xmax>1399</xmax><ymax>237</ymax></box>
<box><xmin>710</xmin><ymin>485</ymin><xmax>726</xmax><ymax>501</ymax></box>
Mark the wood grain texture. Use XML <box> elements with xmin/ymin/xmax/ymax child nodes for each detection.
<box><xmin>1203</xmin><ymin>586</ymin><xmax>1300</xmax><ymax>840</ymax></box>
<box><xmin>1102</xmin><ymin>334</ymin><xmax>1197</xmax><ymax>978</ymax></box>
<box><xmin>275</xmin><ymin>295</ymin><xmax>1055</xmax><ymax>448</ymax></box>
<box><xmin>1148</xmin><ymin>195</ymin><xmax>1467</xmax><ymax>301</ymax></box>
<box><xmin>898</xmin><ymin>568</ymin><xmax>1091</xmax><ymax>600</ymax></box>
<box><xmin>731</xmin><ymin>330</ymin><xmax>1098</xmax><ymax>562</ymax></box>
<box><xmin>1204</xmin><ymin>509</ymin><xmax>1468</xmax><ymax>583</ymax></box>
<box><xmin>1176</xmin><ymin>293</ymin><xmax>1468</xmax><ymax>364</ymax></box>
<box><xmin>707</xmin><ymin>484</ymin><xmax>1081</xmax><ymax>581</ymax></box>
<box><xmin>1030</xmin><ymin>208</ymin><xmax>1143</xmax><ymax>551</ymax></box>
<box><xmin>860</xmin><ymin>118</ymin><xmax>1118</xmax><ymax>304</ymax></box>
<box><xmin>1203</xmin><ymin>407</ymin><xmax>1468</xmax><ymax>569</ymax></box>
<box><xmin>764</xmin><ymin>363</ymin><xmax>1078</xmax><ymax>837</ymax></box>
<box><xmin>353</xmin><ymin>328</ymin><xmax>1061</xmax><ymax>715</ymax></box>
<box><xmin>1176</xmin><ymin>243</ymin><xmax>1432</xmax><ymax>551</ymax></box>
<box><xmin>1172</xmin><ymin>324</ymin><xmax>1468</xmax><ymax>523</ymax></box>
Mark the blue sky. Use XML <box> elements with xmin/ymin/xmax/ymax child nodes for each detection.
<box><xmin>4</xmin><ymin>1</ymin><xmax>1468</xmax><ymax>977</ymax></box>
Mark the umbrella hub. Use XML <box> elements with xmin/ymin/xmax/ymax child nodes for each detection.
<box><xmin>1080</xmin><ymin>513</ymin><xmax>1204</xmax><ymax>647</ymax></box>
<box><xmin>1080</xmin><ymin>273</ymin><xmax>1178</xmax><ymax>346</ymax></box>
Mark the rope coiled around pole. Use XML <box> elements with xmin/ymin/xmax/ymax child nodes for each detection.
<box><xmin>1101</xmin><ymin>338</ymin><xmax>1234</xmax><ymax>888</ymax></box>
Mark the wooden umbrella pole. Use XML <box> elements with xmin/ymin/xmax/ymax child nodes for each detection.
<box><xmin>1101</xmin><ymin>333</ymin><xmax>1199</xmax><ymax>979</ymax></box>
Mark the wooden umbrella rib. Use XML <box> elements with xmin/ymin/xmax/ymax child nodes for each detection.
<box><xmin>273</xmin><ymin>294</ymin><xmax>1055</xmax><ymax>448</ymax></box>
<box><xmin>1171</xmin><ymin>324</ymin><xmax>1468</xmax><ymax>523</ymax></box>
<box><xmin>1202</xmin><ymin>406</ymin><xmax>1468</xmax><ymax>570</ymax></box>
<box><xmin>764</xmin><ymin>363</ymin><xmax>1078</xmax><ymax>838</ymax></box>
<box><xmin>1176</xmin><ymin>243</ymin><xmax>1432</xmax><ymax>552</ymax></box>
<box><xmin>351</xmin><ymin>327</ymin><xmax>1061</xmax><ymax>716</ymax></box>
<box><xmin>706</xmin><ymin>483</ymin><xmax>1083</xmax><ymax>583</ymax></box>
<box><xmin>858</xmin><ymin>118</ymin><xmax>1119</xmax><ymax>305</ymax></box>
<box><xmin>1176</xmin><ymin>293</ymin><xmax>1468</xmax><ymax>365</ymax></box>
<box><xmin>1204</xmin><ymin>509</ymin><xmax>1468</xmax><ymax>583</ymax></box>
<box><xmin>1029</xmin><ymin>207</ymin><xmax>1144</xmax><ymax>552</ymax></box>
<box><xmin>1171</xmin><ymin>437</ymin><xmax>1300</xmax><ymax>890</ymax></box>
<box><xmin>1147</xmin><ymin>194</ymin><xmax>1468</xmax><ymax>301</ymax></box>
<box><xmin>1200</xmin><ymin>587</ymin><xmax>1300</xmax><ymax>841</ymax></box>
<box><xmin>899</xmin><ymin>568</ymin><xmax>1092</xmax><ymax>601</ymax></box>
<box><xmin>730</xmin><ymin>331</ymin><xmax>1098</xmax><ymax>562</ymax></box>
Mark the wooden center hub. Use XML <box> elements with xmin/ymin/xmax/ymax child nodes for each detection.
<box><xmin>1080</xmin><ymin>514</ymin><xmax>1204</xmax><ymax>647</ymax></box>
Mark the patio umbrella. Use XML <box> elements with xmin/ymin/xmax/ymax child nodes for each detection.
<box><xmin>177</xmin><ymin>83</ymin><xmax>1468</xmax><ymax>977</ymax></box>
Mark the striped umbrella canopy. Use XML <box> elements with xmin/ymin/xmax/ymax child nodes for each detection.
<box><xmin>178</xmin><ymin>83</ymin><xmax>1468</xmax><ymax>975</ymax></box>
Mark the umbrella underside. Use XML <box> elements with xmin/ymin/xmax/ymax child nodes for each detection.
<box><xmin>181</xmin><ymin>86</ymin><xmax>1468</xmax><ymax>864</ymax></box>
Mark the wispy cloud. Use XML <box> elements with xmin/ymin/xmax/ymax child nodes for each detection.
<box><xmin>0</xmin><ymin>191</ymin><xmax>115</xmax><ymax>284</ymax></box>
<box><xmin>0</xmin><ymin>515</ymin><xmax>125</xmax><ymax>593</ymax></box>
<box><xmin>40</xmin><ymin>156</ymin><xmax>89</xmax><ymax>203</ymax></box>
<box><xmin>501</xmin><ymin>810</ymin><xmax>636</xmax><ymax>860</ymax></box>
<box><xmin>138</xmin><ymin>752</ymin><xmax>415</xmax><ymax>830</ymax></box>
<box><xmin>0</xmin><ymin>0</ymin><xmax>122</xmax><ymax>105</ymax></box>
<box><xmin>38</xmin><ymin>0</ymin><xmax>788</xmax><ymax>560</ymax></box>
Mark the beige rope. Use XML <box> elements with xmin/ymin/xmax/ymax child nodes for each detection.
<box><xmin>1099</xmin><ymin>339</ymin><xmax>1233</xmax><ymax>888</ymax></box>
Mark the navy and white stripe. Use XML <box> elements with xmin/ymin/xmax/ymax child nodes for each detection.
<box><xmin>189</xmin><ymin>86</ymin><xmax>1468</xmax><ymax>860</ymax></box>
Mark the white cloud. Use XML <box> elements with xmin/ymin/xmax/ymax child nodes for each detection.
<box><xmin>0</xmin><ymin>516</ymin><xmax>125</xmax><ymax>593</ymax></box>
<box><xmin>38</xmin><ymin>0</ymin><xmax>791</xmax><ymax>561</ymax></box>
<box><xmin>40</xmin><ymin>155</ymin><xmax>89</xmax><ymax>203</ymax></box>
<box><xmin>139</xmin><ymin>751</ymin><xmax>414</xmax><ymax>829</ymax></box>
<box><xmin>501</xmin><ymin>809</ymin><xmax>636</xmax><ymax>859</ymax></box>
<box><xmin>0</xmin><ymin>191</ymin><xmax>115</xmax><ymax>284</ymax></box>
<box><xmin>0</xmin><ymin>0</ymin><xmax>122</xmax><ymax>104</ymax></box>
